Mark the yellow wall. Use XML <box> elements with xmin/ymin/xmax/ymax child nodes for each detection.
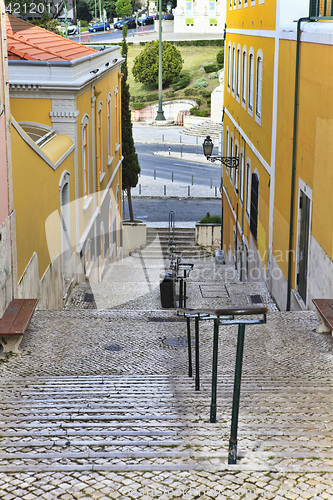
<box><xmin>10</xmin><ymin>98</ymin><xmax>52</xmax><ymax>127</ymax></box>
<box><xmin>11</xmin><ymin>124</ymin><xmax>75</xmax><ymax>280</ymax></box>
<box><xmin>226</xmin><ymin>0</ymin><xmax>277</xmax><ymax>32</ymax></box>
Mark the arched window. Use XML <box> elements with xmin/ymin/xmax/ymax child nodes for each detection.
<box><xmin>250</xmin><ymin>172</ymin><xmax>259</xmax><ymax>240</ymax></box>
<box><xmin>234</xmin><ymin>142</ymin><xmax>239</xmax><ymax>191</ymax></box>
<box><xmin>256</xmin><ymin>52</ymin><xmax>263</xmax><ymax>120</ymax></box>
<box><xmin>236</xmin><ymin>46</ymin><xmax>241</xmax><ymax>99</ymax></box>
<box><xmin>227</xmin><ymin>44</ymin><xmax>231</xmax><ymax>90</ymax></box>
<box><xmin>232</xmin><ymin>45</ymin><xmax>236</xmax><ymax>95</ymax></box>
<box><xmin>98</xmin><ymin>101</ymin><xmax>103</xmax><ymax>177</ymax></box>
<box><xmin>115</xmin><ymin>86</ymin><xmax>119</xmax><ymax>148</ymax></box>
<box><xmin>248</xmin><ymin>50</ymin><xmax>254</xmax><ymax>114</ymax></box>
<box><xmin>81</xmin><ymin>114</ymin><xmax>89</xmax><ymax>199</ymax></box>
<box><xmin>230</xmin><ymin>135</ymin><xmax>234</xmax><ymax>181</ymax></box>
<box><xmin>239</xmin><ymin>150</ymin><xmax>245</xmax><ymax>203</ymax></box>
<box><xmin>242</xmin><ymin>47</ymin><xmax>247</xmax><ymax>106</ymax></box>
<box><xmin>107</xmin><ymin>93</ymin><xmax>112</xmax><ymax>161</ymax></box>
<box><xmin>246</xmin><ymin>160</ymin><xmax>251</xmax><ymax>215</ymax></box>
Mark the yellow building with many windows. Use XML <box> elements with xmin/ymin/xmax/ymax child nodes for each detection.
<box><xmin>223</xmin><ymin>0</ymin><xmax>333</xmax><ymax>310</ymax></box>
<box><xmin>6</xmin><ymin>15</ymin><xmax>124</xmax><ymax>308</ymax></box>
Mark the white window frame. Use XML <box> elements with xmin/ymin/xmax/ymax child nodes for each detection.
<box><xmin>239</xmin><ymin>149</ymin><xmax>245</xmax><ymax>204</ymax></box>
<box><xmin>107</xmin><ymin>92</ymin><xmax>113</xmax><ymax>165</ymax></box>
<box><xmin>115</xmin><ymin>86</ymin><xmax>120</xmax><ymax>150</ymax></box>
<box><xmin>242</xmin><ymin>46</ymin><xmax>247</xmax><ymax>109</ymax></box>
<box><xmin>234</xmin><ymin>141</ymin><xmax>239</xmax><ymax>193</ymax></box>
<box><xmin>248</xmin><ymin>49</ymin><xmax>254</xmax><ymax>117</ymax></box>
<box><xmin>229</xmin><ymin>0</ymin><xmax>232</xmax><ymax>9</ymax></box>
<box><xmin>255</xmin><ymin>50</ymin><xmax>263</xmax><ymax>125</ymax></box>
<box><xmin>81</xmin><ymin>114</ymin><xmax>90</xmax><ymax>202</ymax></box>
<box><xmin>232</xmin><ymin>45</ymin><xmax>236</xmax><ymax>96</ymax></box>
<box><xmin>244</xmin><ymin>0</ymin><xmax>248</xmax><ymax>6</ymax></box>
<box><xmin>251</xmin><ymin>0</ymin><xmax>255</xmax><ymax>5</ymax></box>
<box><xmin>236</xmin><ymin>45</ymin><xmax>241</xmax><ymax>102</ymax></box>
<box><xmin>246</xmin><ymin>159</ymin><xmax>251</xmax><ymax>216</ymax></box>
<box><xmin>239</xmin><ymin>0</ymin><xmax>242</xmax><ymax>6</ymax></box>
<box><xmin>227</xmin><ymin>43</ymin><xmax>231</xmax><ymax>91</ymax></box>
<box><xmin>230</xmin><ymin>134</ymin><xmax>234</xmax><ymax>183</ymax></box>
<box><xmin>226</xmin><ymin>128</ymin><xmax>229</xmax><ymax>177</ymax></box>
<box><xmin>98</xmin><ymin>101</ymin><xmax>104</xmax><ymax>180</ymax></box>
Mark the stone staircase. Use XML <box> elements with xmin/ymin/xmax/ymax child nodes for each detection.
<box><xmin>132</xmin><ymin>226</ymin><xmax>211</xmax><ymax>260</ymax></box>
<box><xmin>0</xmin><ymin>372</ymin><xmax>332</xmax><ymax>472</ymax></box>
<box><xmin>182</xmin><ymin>119</ymin><xmax>222</xmax><ymax>140</ymax></box>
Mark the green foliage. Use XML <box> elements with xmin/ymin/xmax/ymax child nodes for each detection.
<box><xmin>203</xmin><ymin>63</ymin><xmax>219</xmax><ymax>73</ymax></box>
<box><xmin>190</xmin><ymin>105</ymin><xmax>209</xmax><ymax>117</ymax></box>
<box><xmin>146</xmin><ymin>93</ymin><xmax>159</xmax><ymax>102</ymax></box>
<box><xmin>208</xmin><ymin>72</ymin><xmax>218</xmax><ymax>79</ymax></box>
<box><xmin>121</xmin><ymin>29</ymin><xmax>141</xmax><ymax>221</ymax></box>
<box><xmin>194</xmin><ymin>78</ymin><xmax>208</xmax><ymax>89</ymax></box>
<box><xmin>196</xmin><ymin>98</ymin><xmax>202</xmax><ymax>106</ymax></box>
<box><xmin>77</xmin><ymin>0</ymin><xmax>92</xmax><ymax>22</ymax></box>
<box><xmin>30</xmin><ymin>12</ymin><xmax>63</xmax><ymax>35</ymax></box>
<box><xmin>132</xmin><ymin>41</ymin><xmax>183</xmax><ymax>86</ymax></box>
<box><xmin>172</xmin><ymin>40</ymin><xmax>224</xmax><ymax>47</ymax></box>
<box><xmin>199</xmin><ymin>90</ymin><xmax>211</xmax><ymax>98</ymax></box>
<box><xmin>172</xmin><ymin>73</ymin><xmax>191</xmax><ymax>91</ymax></box>
<box><xmin>165</xmin><ymin>90</ymin><xmax>176</xmax><ymax>98</ymax></box>
<box><xmin>116</xmin><ymin>0</ymin><xmax>131</xmax><ymax>17</ymax></box>
<box><xmin>199</xmin><ymin>214</ymin><xmax>221</xmax><ymax>224</ymax></box>
<box><xmin>79</xmin><ymin>20</ymin><xmax>89</xmax><ymax>27</ymax></box>
<box><xmin>132</xmin><ymin>103</ymin><xmax>146</xmax><ymax>109</ymax></box>
<box><xmin>184</xmin><ymin>88</ymin><xmax>198</xmax><ymax>96</ymax></box>
<box><xmin>216</xmin><ymin>48</ymin><xmax>224</xmax><ymax>66</ymax></box>
<box><xmin>87</xmin><ymin>0</ymin><xmax>117</xmax><ymax>20</ymax></box>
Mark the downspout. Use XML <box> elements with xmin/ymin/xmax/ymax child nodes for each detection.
<box><xmin>286</xmin><ymin>17</ymin><xmax>311</xmax><ymax>311</ymax></box>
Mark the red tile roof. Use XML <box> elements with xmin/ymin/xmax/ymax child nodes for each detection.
<box><xmin>6</xmin><ymin>14</ymin><xmax>97</xmax><ymax>61</ymax></box>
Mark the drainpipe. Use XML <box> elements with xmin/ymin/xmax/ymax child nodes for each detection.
<box><xmin>286</xmin><ymin>16</ymin><xmax>313</xmax><ymax>311</ymax></box>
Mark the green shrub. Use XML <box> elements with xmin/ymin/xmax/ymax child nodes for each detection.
<box><xmin>190</xmin><ymin>106</ymin><xmax>209</xmax><ymax>117</ymax></box>
<box><xmin>165</xmin><ymin>90</ymin><xmax>176</xmax><ymax>98</ymax></box>
<box><xmin>132</xmin><ymin>103</ymin><xmax>146</xmax><ymax>109</ymax></box>
<box><xmin>199</xmin><ymin>214</ymin><xmax>221</xmax><ymax>224</ymax></box>
<box><xmin>208</xmin><ymin>72</ymin><xmax>218</xmax><ymax>79</ymax></box>
<box><xmin>216</xmin><ymin>48</ymin><xmax>224</xmax><ymax>66</ymax></box>
<box><xmin>196</xmin><ymin>98</ymin><xmax>202</xmax><ymax>106</ymax></box>
<box><xmin>172</xmin><ymin>74</ymin><xmax>191</xmax><ymax>90</ymax></box>
<box><xmin>203</xmin><ymin>63</ymin><xmax>219</xmax><ymax>73</ymax></box>
<box><xmin>184</xmin><ymin>88</ymin><xmax>198</xmax><ymax>96</ymax></box>
<box><xmin>206</xmin><ymin>98</ymin><xmax>211</xmax><ymax>106</ymax></box>
<box><xmin>79</xmin><ymin>20</ymin><xmax>88</xmax><ymax>27</ymax></box>
<box><xmin>194</xmin><ymin>78</ymin><xmax>208</xmax><ymax>88</ymax></box>
<box><xmin>146</xmin><ymin>93</ymin><xmax>159</xmax><ymax>102</ymax></box>
<box><xmin>132</xmin><ymin>41</ymin><xmax>183</xmax><ymax>86</ymax></box>
<box><xmin>139</xmin><ymin>41</ymin><xmax>146</xmax><ymax>46</ymax></box>
<box><xmin>172</xmin><ymin>40</ymin><xmax>223</xmax><ymax>47</ymax></box>
<box><xmin>199</xmin><ymin>90</ymin><xmax>211</xmax><ymax>98</ymax></box>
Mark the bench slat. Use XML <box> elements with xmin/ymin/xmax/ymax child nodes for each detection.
<box><xmin>0</xmin><ymin>299</ymin><xmax>38</xmax><ymax>335</ymax></box>
<box><xmin>0</xmin><ymin>300</ymin><xmax>25</xmax><ymax>334</ymax></box>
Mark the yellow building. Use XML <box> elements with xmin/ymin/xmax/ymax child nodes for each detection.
<box><xmin>223</xmin><ymin>0</ymin><xmax>333</xmax><ymax>310</ymax></box>
<box><xmin>7</xmin><ymin>15</ymin><xmax>124</xmax><ymax>308</ymax></box>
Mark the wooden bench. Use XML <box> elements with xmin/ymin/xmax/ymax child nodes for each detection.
<box><xmin>0</xmin><ymin>299</ymin><xmax>38</xmax><ymax>354</ymax></box>
<box><xmin>312</xmin><ymin>299</ymin><xmax>333</xmax><ymax>335</ymax></box>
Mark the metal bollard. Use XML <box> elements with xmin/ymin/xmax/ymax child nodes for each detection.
<box><xmin>169</xmin><ymin>147</ymin><xmax>171</xmax><ymax>155</ymax></box>
<box><xmin>192</xmin><ymin>175</ymin><xmax>194</xmax><ymax>186</ymax></box>
<box><xmin>164</xmin><ymin>185</ymin><xmax>166</xmax><ymax>196</ymax></box>
<box><xmin>181</xmin><ymin>145</ymin><xmax>183</xmax><ymax>157</ymax></box>
<box><xmin>210</xmin><ymin>178</ymin><xmax>213</xmax><ymax>189</ymax></box>
<box><xmin>154</xmin><ymin>170</ymin><xmax>156</xmax><ymax>180</ymax></box>
<box><xmin>172</xmin><ymin>172</ymin><xmax>174</xmax><ymax>182</ymax></box>
<box><xmin>139</xmin><ymin>184</ymin><xmax>142</xmax><ymax>195</ymax></box>
<box><xmin>188</xmin><ymin>186</ymin><xmax>190</xmax><ymax>196</ymax></box>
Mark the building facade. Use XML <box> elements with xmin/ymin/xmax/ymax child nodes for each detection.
<box><xmin>174</xmin><ymin>0</ymin><xmax>226</xmax><ymax>34</ymax></box>
<box><xmin>223</xmin><ymin>0</ymin><xmax>333</xmax><ymax>310</ymax></box>
<box><xmin>0</xmin><ymin>2</ymin><xmax>16</xmax><ymax>315</ymax></box>
<box><xmin>6</xmin><ymin>15</ymin><xmax>124</xmax><ymax>308</ymax></box>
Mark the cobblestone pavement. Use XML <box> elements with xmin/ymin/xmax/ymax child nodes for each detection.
<box><xmin>1</xmin><ymin>248</ymin><xmax>333</xmax><ymax>497</ymax></box>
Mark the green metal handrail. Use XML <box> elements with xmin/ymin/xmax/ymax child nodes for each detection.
<box><xmin>178</xmin><ymin>306</ymin><xmax>268</xmax><ymax>465</ymax></box>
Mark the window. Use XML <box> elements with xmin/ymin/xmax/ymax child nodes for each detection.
<box><xmin>242</xmin><ymin>48</ymin><xmax>247</xmax><ymax>106</ymax></box>
<box><xmin>226</xmin><ymin>128</ymin><xmax>229</xmax><ymax>176</ymax></box>
<box><xmin>239</xmin><ymin>150</ymin><xmax>245</xmax><ymax>203</ymax></box>
<box><xmin>248</xmin><ymin>51</ymin><xmax>254</xmax><ymax>114</ymax></box>
<box><xmin>256</xmin><ymin>54</ymin><xmax>263</xmax><ymax>120</ymax></box>
<box><xmin>230</xmin><ymin>0</ymin><xmax>232</xmax><ymax>8</ymax></box>
<box><xmin>244</xmin><ymin>0</ymin><xmax>248</xmax><ymax>5</ymax></box>
<box><xmin>115</xmin><ymin>86</ymin><xmax>119</xmax><ymax>148</ymax></box>
<box><xmin>107</xmin><ymin>93</ymin><xmax>112</xmax><ymax>161</ymax></box>
<box><xmin>236</xmin><ymin>47</ymin><xmax>241</xmax><ymax>99</ymax></box>
<box><xmin>239</xmin><ymin>0</ymin><xmax>242</xmax><ymax>6</ymax></box>
<box><xmin>230</xmin><ymin>135</ymin><xmax>234</xmax><ymax>182</ymax></box>
<box><xmin>98</xmin><ymin>102</ymin><xmax>103</xmax><ymax>177</ymax></box>
<box><xmin>81</xmin><ymin>116</ymin><xmax>89</xmax><ymax>199</ymax></box>
<box><xmin>250</xmin><ymin>173</ymin><xmax>259</xmax><ymax>240</ymax></box>
<box><xmin>234</xmin><ymin>143</ymin><xmax>239</xmax><ymax>191</ymax></box>
<box><xmin>232</xmin><ymin>46</ymin><xmax>236</xmax><ymax>95</ymax></box>
<box><xmin>246</xmin><ymin>161</ymin><xmax>251</xmax><ymax>215</ymax></box>
<box><xmin>227</xmin><ymin>44</ymin><xmax>231</xmax><ymax>90</ymax></box>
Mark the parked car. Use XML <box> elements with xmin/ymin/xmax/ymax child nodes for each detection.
<box><xmin>163</xmin><ymin>13</ymin><xmax>174</xmax><ymax>20</ymax></box>
<box><xmin>88</xmin><ymin>22</ymin><xmax>110</xmax><ymax>32</ymax></box>
<box><xmin>121</xmin><ymin>17</ymin><xmax>136</xmax><ymax>29</ymax></box>
<box><xmin>67</xmin><ymin>25</ymin><xmax>79</xmax><ymax>35</ymax></box>
<box><xmin>114</xmin><ymin>19</ymin><xmax>124</xmax><ymax>29</ymax></box>
<box><xmin>138</xmin><ymin>15</ymin><xmax>154</xmax><ymax>26</ymax></box>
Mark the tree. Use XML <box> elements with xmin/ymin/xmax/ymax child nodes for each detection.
<box><xmin>120</xmin><ymin>26</ymin><xmax>141</xmax><ymax>222</ymax></box>
<box><xmin>77</xmin><ymin>0</ymin><xmax>92</xmax><ymax>22</ymax></box>
<box><xmin>116</xmin><ymin>0</ymin><xmax>131</xmax><ymax>18</ymax></box>
<box><xmin>30</xmin><ymin>12</ymin><xmax>63</xmax><ymax>35</ymax></box>
<box><xmin>132</xmin><ymin>41</ymin><xmax>183</xmax><ymax>87</ymax></box>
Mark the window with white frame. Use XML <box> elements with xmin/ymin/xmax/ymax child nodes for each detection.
<box><xmin>239</xmin><ymin>0</ymin><xmax>242</xmax><ymax>6</ymax></box>
<box><xmin>240</xmin><ymin>150</ymin><xmax>244</xmax><ymax>203</ymax></box>
<box><xmin>244</xmin><ymin>0</ymin><xmax>248</xmax><ymax>5</ymax></box>
<box><xmin>229</xmin><ymin>0</ymin><xmax>232</xmax><ymax>8</ymax></box>
<box><xmin>81</xmin><ymin>115</ymin><xmax>89</xmax><ymax>199</ymax></box>
<box><xmin>107</xmin><ymin>93</ymin><xmax>112</xmax><ymax>161</ymax></box>
<box><xmin>232</xmin><ymin>46</ymin><xmax>236</xmax><ymax>95</ymax></box>
<box><xmin>227</xmin><ymin>44</ymin><xmax>231</xmax><ymax>90</ymax></box>
<box><xmin>234</xmin><ymin>0</ymin><xmax>236</xmax><ymax>7</ymax></box>
<box><xmin>236</xmin><ymin>47</ymin><xmax>241</xmax><ymax>99</ymax></box>
<box><xmin>98</xmin><ymin>101</ymin><xmax>103</xmax><ymax>177</ymax></box>
<box><xmin>230</xmin><ymin>135</ymin><xmax>234</xmax><ymax>182</ymax></box>
<box><xmin>248</xmin><ymin>51</ymin><xmax>254</xmax><ymax>114</ymax></box>
<box><xmin>256</xmin><ymin>53</ymin><xmax>263</xmax><ymax>120</ymax></box>
<box><xmin>246</xmin><ymin>161</ymin><xmax>251</xmax><ymax>215</ymax></box>
<box><xmin>234</xmin><ymin>142</ymin><xmax>239</xmax><ymax>192</ymax></box>
<box><xmin>115</xmin><ymin>86</ymin><xmax>119</xmax><ymax>148</ymax></box>
<box><xmin>226</xmin><ymin>128</ymin><xmax>229</xmax><ymax>176</ymax></box>
<box><xmin>242</xmin><ymin>47</ymin><xmax>247</xmax><ymax>106</ymax></box>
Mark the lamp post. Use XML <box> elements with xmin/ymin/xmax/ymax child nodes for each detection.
<box><xmin>155</xmin><ymin>0</ymin><xmax>165</xmax><ymax>121</ymax></box>
<box><xmin>203</xmin><ymin>135</ymin><xmax>239</xmax><ymax>260</ymax></box>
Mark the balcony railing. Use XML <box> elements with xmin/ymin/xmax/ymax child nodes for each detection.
<box><xmin>309</xmin><ymin>0</ymin><xmax>333</xmax><ymax>17</ymax></box>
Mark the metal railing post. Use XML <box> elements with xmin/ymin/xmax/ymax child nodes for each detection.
<box><xmin>228</xmin><ymin>323</ymin><xmax>246</xmax><ymax>464</ymax></box>
<box><xmin>195</xmin><ymin>316</ymin><xmax>200</xmax><ymax>391</ymax></box>
<box><xmin>186</xmin><ymin>317</ymin><xmax>193</xmax><ymax>378</ymax></box>
<box><xmin>210</xmin><ymin>318</ymin><xmax>219</xmax><ymax>423</ymax></box>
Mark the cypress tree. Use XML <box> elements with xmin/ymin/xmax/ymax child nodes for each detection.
<box><xmin>121</xmin><ymin>26</ymin><xmax>140</xmax><ymax>221</ymax></box>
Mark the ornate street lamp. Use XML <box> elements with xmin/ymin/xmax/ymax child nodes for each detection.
<box><xmin>202</xmin><ymin>135</ymin><xmax>239</xmax><ymax>261</ymax></box>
